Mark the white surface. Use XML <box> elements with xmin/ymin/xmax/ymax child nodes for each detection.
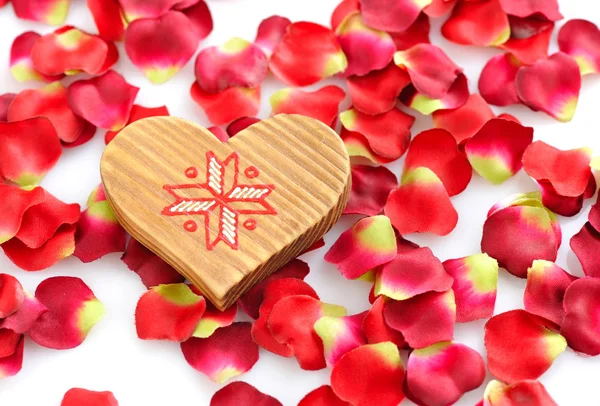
<box><xmin>1</xmin><ymin>1</ymin><xmax>600</xmax><ymax>405</ymax></box>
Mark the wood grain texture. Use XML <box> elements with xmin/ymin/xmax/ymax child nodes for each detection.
<box><xmin>100</xmin><ymin>115</ymin><xmax>350</xmax><ymax>310</ymax></box>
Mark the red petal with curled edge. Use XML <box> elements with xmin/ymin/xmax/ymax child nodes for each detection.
<box><xmin>346</xmin><ymin>63</ymin><xmax>410</xmax><ymax>115</ymax></box>
<box><xmin>403</xmin><ymin>129</ymin><xmax>472</xmax><ymax>196</ymax></box>
<box><xmin>314</xmin><ymin>312</ymin><xmax>367</xmax><ymax>366</ymax></box>
<box><xmin>390</xmin><ymin>13</ymin><xmax>431</xmax><ymax>51</ymax></box>
<box><xmin>181</xmin><ymin>322</ymin><xmax>258</xmax><ymax>383</ymax></box>
<box><xmin>559</xmin><ymin>19</ymin><xmax>600</xmax><ymax>75</ymax></box>
<box><xmin>331</xmin><ymin>342</ymin><xmax>405</xmax><ymax>406</ymax></box>
<box><xmin>484</xmin><ymin>310</ymin><xmax>566</xmax><ymax>383</ymax></box>
<box><xmin>61</xmin><ymin>389</ymin><xmax>118</xmax><ymax>406</ymax></box>
<box><xmin>11</xmin><ymin>0</ymin><xmax>68</xmax><ymax>25</ymax></box>
<box><xmin>191</xmin><ymin>297</ymin><xmax>237</xmax><ymax>338</ymax></box>
<box><xmin>524</xmin><ymin>260</ymin><xmax>577</xmax><ymax>326</ymax></box>
<box><xmin>29</xmin><ymin>276</ymin><xmax>104</xmax><ymax>349</ymax></box>
<box><xmin>0</xmin><ymin>336</ymin><xmax>24</xmax><ymax>378</ymax></box>
<box><xmin>208</xmin><ymin>126</ymin><xmax>228</xmax><ymax>142</ymax></box>
<box><xmin>68</xmin><ymin>70</ymin><xmax>139</xmax><ymax>131</ymax></box>
<box><xmin>105</xmin><ymin>104</ymin><xmax>170</xmax><ymax>144</ymax></box>
<box><xmin>10</xmin><ymin>32</ymin><xmax>64</xmax><ymax>82</ymax></box>
<box><xmin>325</xmin><ymin>216</ymin><xmax>397</xmax><ymax>280</ymax></box>
<box><xmin>269</xmin><ymin>22</ymin><xmax>347</xmax><ymax>87</ymax></box>
<box><xmin>424</xmin><ymin>0</ymin><xmax>457</xmax><ymax>17</ymax></box>
<box><xmin>255</xmin><ymin>16</ymin><xmax>291</xmax><ymax>57</ymax></box>
<box><xmin>400</xmin><ymin>73</ymin><xmax>469</xmax><ymax>115</ymax></box>
<box><xmin>394</xmin><ymin>44</ymin><xmax>462</xmax><ymax>100</ymax></box>
<box><xmin>0</xmin><ymin>275</ymin><xmax>24</xmax><ymax>319</ymax></box>
<box><xmin>406</xmin><ymin>341</ymin><xmax>486</xmax><ymax>406</ymax></box>
<box><xmin>270</xmin><ymin>86</ymin><xmax>345</xmax><ymax>127</ymax></box>
<box><xmin>195</xmin><ymin>38</ymin><xmax>267</xmax><ymax>93</ymax></box>
<box><xmin>340</xmin><ymin>108</ymin><xmax>415</xmax><ymax>162</ymax></box>
<box><xmin>374</xmin><ymin>247</ymin><xmax>454</xmax><ymax>301</ymax></box>
<box><xmin>210</xmin><ymin>382</ymin><xmax>282</xmax><ymax>406</ymax></box>
<box><xmin>515</xmin><ymin>52</ymin><xmax>581</xmax><ymax>123</ymax></box>
<box><xmin>121</xmin><ymin>238</ymin><xmax>185</xmax><ymax>288</ymax></box>
<box><xmin>62</xmin><ymin>120</ymin><xmax>96</xmax><ymax>149</ymax></box>
<box><xmin>442</xmin><ymin>0</ymin><xmax>510</xmax><ymax>46</ymax></box>
<box><xmin>0</xmin><ymin>118</ymin><xmax>61</xmax><ymax>187</ymax></box>
<box><xmin>479</xmin><ymin>53</ymin><xmax>522</xmax><ymax>106</ymax></box>
<box><xmin>0</xmin><ymin>329</ymin><xmax>21</xmax><ymax>358</ymax></box>
<box><xmin>239</xmin><ymin>259</ymin><xmax>310</xmax><ymax>319</ymax></box>
<box><xmin>125</xmin><ymin>11</ymin><xmax>201</xmax><ymax>84</ymax></box>
<box><xmin>15</xmin><ymin>189</ymin><xmax>80</xmax><ymax>249</ymax></box>
<box><xmin>589</xmin><ymin>196</ymin><xmax>600</xmax><ymax>232</ymax></box>
<box><xmin>362</xmin><ymin>297</ymin><xmax>406</xmax><ymax>347</ymax></box>
<box><xmin>385</xmin><ymin>167</ymin><xmax>458</xmax><ymax>236</ymax></box>
<box><xmin>335</xmin><ymin>12</ymin><xmax>395</xmax><ymax>77</ymax></box>
<box><xmin>465</xmin><ymin>118</ymin><xmax>533</xmax><ymax>185</ymax></box>
<box><xmin>302</xmin><ymin>238</ymin><xmax>325</xmax><ymax>254</ymax></box>
<box><xmin>252</xmin><ymin>278</ymin><xmax>318</xmax><ymax>357</ymax></box>
<box><xmin>331</xmin><ymin>0</ymin><xmax>359</xmax><ymax>30</ymax></box>
<box><xmin>8</xmin><ymin>82</ymin><xmax>85</xmax><ymax>143</ymax></box>
<box><xmin>361</xmin><ymin>0</ymin><xmax>431</xmax><ymax>33</ymax></box>
<box><xmin>432</xmin><ymin>94</ymin><xmax>495</xmax><ymax>144</ymax></box>
<box><xmin>523</xmin><ymin>141</ymin><xmax>592</xmax><ymax>197</ymax></box>
<box><xmin>499</xmin><ymin>19</ymin><xmax>553</xmax><ymax>65</ymax></box>
<box><xmin>482</xmin><ymin>205</ymin><xmax>559</xmax><ymax>278</ymax></box>
<box><xmin>536</xmin><ymin>180</ymin><xmax>585</xmax><ymax>217</ymax></box>
<box><xmin>226</xmin><ymin>117</ymin><xmax>260</xmax><ymax>137</ymax></box>
<box><xmin>0</xmin><ymin>93</ymin><xmax>15</xmax><ymax>121</ymax></box>
<box><xmin>299</xmin><ymin>385</ymin><xmax>350</xmax><ymax>406</ymax></box>
<box><xmin>384</xmin><ymin>290</ymin><xmax>456</xmax><ymax>349</ymax></box>
<box><xmin>482</xmin><ymin>380</ymin><xmax>558</xmax><ymax>406</ymax></box>
<box><xmin>190</xmin><ymin>82</ymin><xmax>261</xmax><ymax>126</ymax></box>
<box><xmin>87</xmin><ymin>0</ymin><xmax>126</xmax><ymax>42</ymax></box>
<box><xmin>269</xmin><ymin>295</ymin><xmax>346</xmax><ymax>370</ymax></box>
<box><xmin>344</xmin><ymin>165</ymin><xmax>397</xmax><ymax>216</ymax></box>
<box><xmin>561</xmin><ymin>278</ymin><xmax>600</xmax><ymax>355</ymax></box>
<box><xmin>0</xmin><ymin>185</ymin><xmax>45</xmax><ymax>244</ymax></box>
<box><xmin>119</xmin><ymin>0</ymin><xmax>179</xmax><ymax>20</ymax></box>
<box><xmin>571</xmin><ymin>223</ymin><xmax>600</xmax><ymax>278</ymax></box>
<box><xmin>498</xmin><ymin>0</ymin><xmax>562</xmax><ymax>21</ymax></box>
<box><xmin>136</xmin><ymin>283</ymin><xmax>206</xmax><ymax>341</ymax></box>
<box><xmin>180</xmin><ymin>1</ymin><xmax>213</xmax><ymax>42</ymax></box>
<box><xmin>0</xmin><ymin>291</ymin><xmax>47</xmax><ymax>334</ymax></box>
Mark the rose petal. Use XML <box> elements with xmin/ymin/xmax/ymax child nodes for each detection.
<box><xmin>0</xmin><ymin>336</ymin><xmax>24</xmax><ymax>378</ymax></box>
<box><xmin>11</xmin><ymin>0</ymin><xmax>69</xmax><ymax>25</ymax></box>
<box><xmin>389</xmin><ymin>13</ymin><xmax>431</xmax><ymax>51</ymax></box>
<box><xmin>255</xmin><ymin>15</ymin><xmax>291</xmax><ymax>57</ymax></box>
<box><xmin>482</xmin><ymin>380</ymin><xmax>558</xmax><ymax>406</ymax></box>
<box><xmin>191</xmin><ymin>300</ymin><xmax>237</xmax><ymax>339</ymax></box>
<box><xmin>314</xmin><ymin>312</ymin><xmax>366</xmax><ymax>366</ymax></box>
<box><xmin>325</xmin><ymin>215</ymin><xmax>397</xmax><ymax>280</ymax></box>
<box><xmin>400</xmin><ymin>73</ymin><xmax>469</xmax><ymax>115</ymax></box>
<box><xmin>343</xmin><ymin>165</ymin><xmax>397</xmax><ymax>216</ymax></box>
<box><xmin>515</xmin><ymin>52</ymin><xmax>581</xmax><ymax>122</ymax></box>
<box><xmin>299</xmin><ymin>385</ymin><xmax>350</xmax><ymax>406</ymax></box>
<box><xmin>331</xmin><ymin>0</ymin><xmax>359</xmax><ymax>30</ymax></box>
<box><xmin>118</xmin><ymin>0</ymin><xmax>179</xmax><ymax>21</ymax></box>
<box><xmin>465</xmin><ymin>118</ymin><xmax>533</xmax><ymax>185</ymax></box>
<box><xmin>62</xmin><ymin>120</ymin><xmax>97</xmax><ymax>148</ymax></box>
<box><xmin>208</xmin><ymin>126</ymin><xmax>228</xmax><ymax>142</ymax></box>
<box><xmin>560</xmin><ymin>277</ymin><xmax>600</xmax><ymax>355</ymax></box>
<box><xmin>10</xmin><ymin>31</ymin><xmax>64</xmax><ymax>82</ymax></box>
<box><xmin>498</xmin><ymin>18</ymin><xmax>553</xmax><ymax>65</ymax></box>
<box><xmin>210</xmin><ymin>382</ymin><xmax>282</xmax><ymax>406</ymax></box>
<box><xmin>0</xmin><ymin>185</ymin><xmax>45</xmax><ymax>244</ymax></box>
<box><xmin>105</xmin><ymin>104</ymin><xmax>169</xmax><ymax>144</ymax></box>
<box><xmin>442</xmin><ymin>0</ymin><xmax>510</xmax><ymax>46</ymax></box>
<box><xmin>432</xmin><ymin>94</ymin><xmax>495</xmax><ymax>144</ymax></box>
<box><xmin>479</xmin><ymin>53</ymin><xmax>522</xmax><ymax>106</ymax></box>
<box><xmin>269</xmin><ymin>22</ymin><xmax>347</xmax><ymax>87</ymax></box>
<box><xmin>384</xmin><ymin>290</ymin><xmax>456</xmax><ymax>348</ymax></box>
<box><xmin>180</xmin><ymin>1</ymin><xmax>213</xmax><ymax>42</ymax></box>
<box><xmin>498</xmin><ymin>0</ymin><xmax>562</xmax><ymax>21</ymax></box>
<box><xmin>68</xmin><ymin>70</ymin><xmax>139</xmax><ymax>131</ymax></box>
<box><xmin>226</xmin><ymin>117</ymin><xmax>260</xmax><ymax>137</ymax></box>
<box><xmin>270</xmin><ymin>86</ymin><xmax>345</xmax><ymax>127</ymax></box>
<box><xmin>190</xmin><ymin>82</ymin><xmax>261</xmax><ymax>126</ymax></box>
<box><xmin>558</xmin><ymin>19</ymin><xmax>600</xmax><ymax>75</ymax></box>
<box><xmin>0</xmin><ymin>93</ymin><xmax>15</xmax><ymax>121</ymax></box>
<box><xmin>61</xmin><ymin>388</ymin><xmax>118</xmax><ymax>406</ymax></box>
<box><xmin>406</xmin><ymin>341</ymin><xmax>486</xmax><ymax>406</ymax></box>
<box><xmin>0</xmin><ymin>291</ymin><xmax>48</xmax><ymax>334</ymax></box>
<box><xmin>28</xmin><ymin>276</ymin><xmax>104</xmax><ymax>349</ymax></box>
<box><xmin>121</xmin><ymin>238</ymin><xmax>184</xmax><ymax>288</ymax></box>
<box><xmin>181</xmin><ymin>322</ymin><xmax>258</xmax><ymax>383</ymax></box>
<box><xmin>361</xmin><ymin>0</ymin><xmax>432</xmax><ymax>32</ymax></box>
<box><xmin>424</xmin><ymin>0</ymin><xmax>457</xmax><ymax>17</ymax></box>
<box><xmin>87</xmin><ymin>0</ymin><xmax>126</xmax><ymax>42</ymax></box>
<box><xmin>443</xmin><ymin>253</ymin><xmax>498</xmax><ymax>323</ymax></box>
<box><xmin>0</xmin><ymin>329</ymin><xmax>21</xmax><ymax>358</ymax></box>
<box><xmin>331</xmin><ymin>342</ymin><xmax>405</xmax><ymax>406</ymax></box>
<box><xmin>0</xmin><ymin>275</ymin><xmax>24</xmax><ymax>319</ymax></box>
<box><xmin>362</xmin><ymin>296</ymin><xmax>406</xmax><ymax>347</ymax></box>
<box><xmin>570</xmin><ymin>222</ymin><xmax>600</xmax><ymax>278</ymax></box>
<box><xmin>485</xmin><ymin>310</ymin><xmax>566</xmax><ymax>383</ymax></box>
<box><xmin>385</xmin><ymin>167</ymin><xmax>459</xmax><ymax>236</ymax></box>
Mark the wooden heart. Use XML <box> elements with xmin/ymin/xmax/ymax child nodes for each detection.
<box><xmin>100</xmin><ymin>115</ymin><xmax>350</xmax><ymax>309</ymax></box>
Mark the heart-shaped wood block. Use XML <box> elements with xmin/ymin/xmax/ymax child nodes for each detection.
<box><xmin>100</xmin><ymin>114</ymin><xmax>350</xmax><ymax>310</ymax></box>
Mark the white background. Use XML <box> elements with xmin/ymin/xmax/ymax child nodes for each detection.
<box><xmin>1</xmin><ymin>0</ymin><xmax>600</xmax><ymax>405</ymax></box>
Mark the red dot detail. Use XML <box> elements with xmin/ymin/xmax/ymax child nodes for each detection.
<box><xmin>185</xmin><ymin>167</ymin><xmax>198</xmax><ymax>178</ymax></box>
<box><xmin>245</xmin><ymin>166</ymin><xmax>259</xmax><ymax>178</ymax></box>
<box><xmin>184</xmin><ymin>220</ymin><xmax>197</xmax><ymax>232</ymax></box>
<box><xmin>243</xmin><ymin>219</ymin><xmax>257</xmax><ymax>230</ymax></box>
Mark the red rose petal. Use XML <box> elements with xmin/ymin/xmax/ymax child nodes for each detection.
<box><xmin>344</xmin><ymin>165</ymin><xmax>397</xmax><ymax>216</ymax></box>
<box><xmin>330</xmin><ymin>342</ymin><xmax>405</xmax><ymax>406</ymax></box>
<box><xmin>87</xmin><ymin>0</ymin><xmax>126</xmax><ymax>42</ymax></box>
<box><xmin>270</xmin><ymin>86</ymin><xmax>345</xmax><ymax>127</ymax></box>
<box><xmin>210</xmin><ymin>382</ymin><xmax>282</xmax><ymax>406</ymax></box>
<box><xmin>570</xmin><ymin>222</ymin><xmax>600</xmax><ymax>278</ymax></box>
<box><xmin>299</xmin><ymin>385</ymin><xmax>350</xmax><ymax>406</ymax></box>
<box><xmin>68</xmin><ymin>70</ymin><xmax>139</xmax><ymax>131</ymax></box>
<box><xmin>361</xmin><ymin>0</ymin><xmax>430</xmax><ymax>32</ymax></box>
<box><xmin>384</xmin><ymin>290</ymin><xmax>456</xmax><ymax>348</ymax></box>
<box><xmin>121</xmin><ymin>238</ymin><xmax>185</xmax><ymax>288</ymax></box>
<box><xmin>135</xmin><ymin>283</ymin><xmax>206</xmax><ymax>341</ymax></box>
<box><xmin>0</xmin><ymin>185</ymin><xmax>45</xmax><ymax>244</ymax></box>
<box><xmin>62</xmin><ymin>120</ymin><xmax>97</xmax><ymax>149</ymax></box>
<box><xmin>181</xmin><ymin>322</ymin><xmax>258</xmax><ymax>383</ymax></box>
<box><xmin>0</xmin><ymin>336</ymin><xmax>24</xmax><ymax>378</ymax></box>
<box><xmin>195</xmin><ymin>38</ymin><xmax>268</xmax><ymax>93</ymax></box>
<box><xmin>485</xmin><ymin>310</ymin><xmax>566</xmax><ymax>383</ymax></box>
<box><xmin>28</xmin><ymin>276</ymin><xmax>105</xmax><ymax>349</ymax></box>
<box><xmin>479</xmin><ymin>53</ymin><xmax>522</xmax><ymax>106</ymax></box>
<box><xmin>255</xmin><ymin>15</ymin><xmax>291</xmax><ymax>57</ymax></box>
<box><xmin>499</xmin><ymin>18</ymin><xmax>553</xmax><ymax>65</ymax></box>
<box><xmin>118</xmin><ymin>0</ymin><xmax>179</xmax><ymax>20</ymax></box>
<box><xmin>400</xmin><ymin>73</ymin><xmax>470</xmax><ymax>115</ymax></box>
<box><xmin>105</xmin><ymin>104</ymin><xmax>170</xmax><ymax>144</ymax></box>
<box><xmin>0</xmin><ymin>329</ymin><xmax>21</xmax><ymax>358</ymax></box>
<box><xmin>558</xmin><ymin>19</ymin><xmax>600</xmax><ymax>75</ymax></box>
<box><xmin>560</xmin><ymin>278</ymin><xmax>600</xmax><ymax>355</ymax></box>
<box><xmin>0</xmin><ymin>274</ymin><xmax>24</xmax><ymax>319</ymax></box>
<box><xmin>404</xmin><ymin>129</ymin><xmax>472</xmax><ymax>196</ymax></box>
<box><xmin>385</xmin><ymin>167</ymin><xmax>459</xmax><ymax>236</ymax></box>
<box><xmin>0</xmin><ymin>291</ymin><xmax>48</xmax><ymax>334</ymax></box>
<box><xmin>432</xmin><ymin>94</ymin><xmax>495</xmax><ymax>144</ymax></box>
<box><xmin>362</xmin><ymin>296</ymin><xmax>406</xmax><ymax>348</ymax></box>
<box><xmin>190</xmin><ymin>295</ymin><xmax>237</xmax><ymax>339</ymax></box>
<box><xmin>269</xmin><ymin>22</ymin><xmax>347</xmax><ymax>87</ymax></box>
<box><xmin>0</xmin><ymin>118</ymin><xmax>61</xmax><ymax>187</ymax></box>
<box><xmin>238</xmin><ymin>258</ymin><xmax>310</xmax><ymax>319</ymax></box>
<box><xmin>482</xmin><ymin>380</ymin><xmax>558</xmax><ymax>406</ymax></box>
<box><xmin>314</xmin><ymin>312</ymin><xmax>367</xmax><ymax>366</ymax></box>
<box><xmin>11</xmin><ymin>0</ymin><xmax>69</xmax><ymax>25</ymax></box>
<box><xmin>331</xmin><ymin>0</ymin><xmax>359</xmax><ymax>30</ymax></box>
<box><xmin>61</xmin><ymin>388</ymin><xmax>118</xmax><ymax>406</ymax></box>
<box><xmin>442</xmin><ymin>0</ymin><xmax>510</xmax><ymax>46</ymax></box>
<box><xmin>515</xmin><ymin>52</ymin><xmax>581</xmax><ymax>122</ymax></box>
<box><xmin>390</xmin><ymin>13</ymin><xmax>431</xmax><ymax>51</ymax></box>
<box><xmin>0</xmin><ymin>93</ymin><xmax>15</xmax><ymax>121</ymax></box>
<box><xmin>190</xmin><ymin>82</ymin><xmax>261</xmax><ymax>126</ymax></box>
<box><xmin>10</xmin><ymin>31</ymin><xmax>64</xmax><ymax>82</ymax></box>
<box><xmin>424</xmin><ymin>0</ymin><xmax>457</xmax><ymax>17</ymax></box>
<box><xmin>406</xmin><ymin>341</ymin><xmax>486</xmax><ymax>406</ymax></box>
<box><xmin>226</xmin><ymin>117</ymin><xmax>260</xmax><ymax>137</ymax></box>
<box><xmin>180</xmin><ymin>1</ymin><xmax>213</xmax><ymax>42</ymax></box>
<box><xmin>498</xmin><ymin>0</ymin><xmax>562</xmax><ymax>21</ymax></box>
<box><xmin>208</xmin><ymin>126</ymin><xmax>229</xmax><ymax>142</ymax></box>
